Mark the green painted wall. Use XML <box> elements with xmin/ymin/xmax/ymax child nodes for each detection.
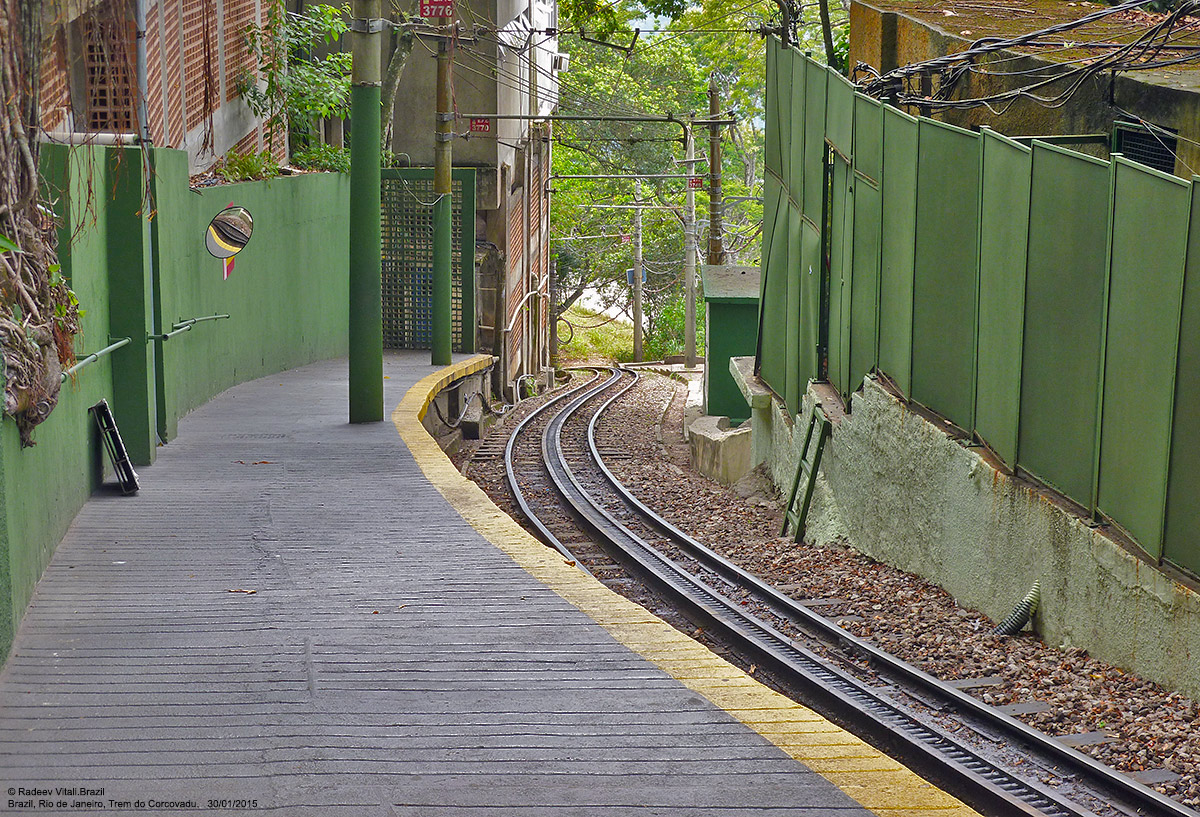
<box><xmin>0</xmin><ymin>144</ymin><xmax>349</xmax><ymax>661</ymax></box>
<box><xmin>153</xmin><ymin>151</ymin><xmax>350</xmax><ymax>439</ymax></box>
<box><xmin>0</xmin><ymin>144</ymin><xmax>116</xmax><ymax>652</ymax></box>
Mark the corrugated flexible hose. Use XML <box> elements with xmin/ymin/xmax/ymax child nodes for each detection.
<box><xmin>993</xmin><ymin>581</ymin><xmax>1041</xmax><ymax>636</ymax></box>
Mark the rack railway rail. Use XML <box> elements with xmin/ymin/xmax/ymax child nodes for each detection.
<box><xmin>487</xmin><ymin>366</ymin><xmax>1200</xmax><ymax>817</ymax></box>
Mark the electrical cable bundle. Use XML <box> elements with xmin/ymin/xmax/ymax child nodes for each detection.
<box><xmin>858</xmin><ymin>0</ymin><xmax>1200</xmax><ymax>113</ymax></box>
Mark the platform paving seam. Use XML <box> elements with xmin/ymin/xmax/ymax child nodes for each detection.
<box><xmin>0</xmin><ymin>354</ymin><xmax>972</xmax><ymax>816</ymax></box>
<box><xmin>395</xmin><ymin>356</ymin><xmax>982</xmax><ymax>817</ymax></box>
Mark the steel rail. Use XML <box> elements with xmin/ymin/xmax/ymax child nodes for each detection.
<box><xmin>517</xmin><ymin>367</ymin><xmax>1151</xmax><ymax>817</ymax></box>
<box><xmin>503</xmin><ymin>369</ymin><xmax>604</xmax><ymax>576</ymax></box>
<box><xmin>582</xmin><ymin>372</ymin><xmax>1197</xmax><ymax>817</ymax></box>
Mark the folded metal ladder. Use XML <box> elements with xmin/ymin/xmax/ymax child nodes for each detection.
<box><xmin>781</xmin><ymin>403</ymin><xmax>831</xmax><ymax>542</ymax></box>
<box><xmin>90</xmin><ymin>399</ymin><xmax>140</xmax><ymax>495</ymax></box>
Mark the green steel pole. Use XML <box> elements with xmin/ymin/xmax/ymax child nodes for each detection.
<box><xmin>432</xmin><ymin>32</ymin><xmax>453</xmax><ymax>366</ymax></box>
<box><xmin>349</xmin><ymin>0</ymin><xmax>384</xmax><ymax>422</ymax></box>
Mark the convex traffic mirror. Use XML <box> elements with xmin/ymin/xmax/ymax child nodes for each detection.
<box><xmin>205</xmin><ymin>206</ymin><xmax>254</xmax><ymax>258</ymax></box>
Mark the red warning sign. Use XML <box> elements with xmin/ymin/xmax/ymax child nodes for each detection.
<box><xmin>420</xmin><ymin>0</ymin><xmax>454</xmax><ymax>17</ymax></box>
<box><xmin>469</xmin><ymin>118</ymin><xmax>492</xmax><ymax>133</ymax></box>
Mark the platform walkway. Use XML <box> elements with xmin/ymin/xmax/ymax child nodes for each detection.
<box><xmin>0</xmin><ymin>353</ymin><xmax>972</xmax><ymax>816</ymax></box>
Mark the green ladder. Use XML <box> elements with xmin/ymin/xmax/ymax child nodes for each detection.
<box><xmin>781</xmin><ymin>404</ymin><xmax>832</xmax><ymax>542</ymax></box>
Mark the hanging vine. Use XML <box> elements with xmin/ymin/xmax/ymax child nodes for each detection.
<box><xmin>0</xmin><ymin>0</ymin><xmax>81</xmax><ymax>446</ymax></box>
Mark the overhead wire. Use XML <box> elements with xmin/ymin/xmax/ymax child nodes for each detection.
<box><xmin>863</xmin><ymin>0</ymin><xmax>1200</xmax><ymax>111</ymax></box>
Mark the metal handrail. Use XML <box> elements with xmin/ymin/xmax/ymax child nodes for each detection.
<box><xmin>148</xmin><ymin>313</ymin><xmax>230</xmax><ymax>341</ymax></box>
<box><xmin>60</xmin><ymin>337</ymin><xmax>131</xmax><ymax>382</ymax></box>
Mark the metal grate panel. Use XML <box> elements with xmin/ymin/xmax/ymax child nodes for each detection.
<box><xmin>1114</xmin><ymin>121</ymin><xmax>1178</xmax><ymax>176</ymax></box>
<box><xmin>380</xmin><ymin>169</ymin><xmax>476</xmax><ymax>351</ymax></box>
<box><xmin>83</xmin><ymin>6</ymin><xmax>135</xmax><ymax>132</ymax></box>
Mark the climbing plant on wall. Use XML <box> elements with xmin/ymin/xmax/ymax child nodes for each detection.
<box><xmin>238</xmin><ymin>1</ymin><xmax>352</xmax><ymax>157</ymax></box>
<box><xmin>0</xmin><ymin>0</ymin><xmax>81</xmax><ymax>446</ymax></box>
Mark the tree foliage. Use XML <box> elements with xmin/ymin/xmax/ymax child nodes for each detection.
<box><xmin>551</xmin><ymin>0</ymin><xmax>777</xmax><ymax>359</ymax></box>
<box><xmin>238</xmin><ymin>1</ymin><xmax>352</xmax><ymax>155</ymax></box>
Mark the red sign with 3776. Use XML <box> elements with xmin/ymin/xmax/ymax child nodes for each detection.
<box><xmin>420</xmin><ymin>0</ymin><xmax>453</xmax><ymax>17</ymax></box>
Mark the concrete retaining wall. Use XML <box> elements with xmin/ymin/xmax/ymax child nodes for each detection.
<box><xmin>733</xmin><ymin>359</ymin><xmax>1200</xmax><ymax>700</ymax></box>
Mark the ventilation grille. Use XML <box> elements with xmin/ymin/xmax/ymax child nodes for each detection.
<box><xmin>83</xmin><ymin>8</ymin><xmax>135</xmax><ymax>133</ymax></box>
<box><xmin>1114</xmin><ymin>121</ymin><xmax>1178</xmax><ymax>176</ymax></box>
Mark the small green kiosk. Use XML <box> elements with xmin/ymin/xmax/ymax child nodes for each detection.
<box><xmin>702</xmin><ymin>265</ymin><xmax>760</xmax><ymax>426</ymax></box>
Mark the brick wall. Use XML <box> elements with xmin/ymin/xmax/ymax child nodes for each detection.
<box><xmin>223</xmin><ymin>0</ymin><xmax>256</xmax><ymax>103</ymax></box>
<box><xmin>162</xmin><ymin>0</ymin><xmax>184</xmax><ymax>145</ymax></box>
<box><xmin>38</xmin><ymin>29</ymin><xmax>69</xmax><ymax>132</ymax></box>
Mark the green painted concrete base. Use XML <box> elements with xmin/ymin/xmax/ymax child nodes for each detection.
<box><xmin>0</xmin><ymin>143</ymin><xmax>349</xmax><ymax>664</ymax></box>
<box><xmin>734</xmin><ymin>363</ymin><xmax>1200</xmax><ymax>701</ymax></box>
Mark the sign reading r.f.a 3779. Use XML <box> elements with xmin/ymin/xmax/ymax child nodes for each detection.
<box><xmin>420</xmin><ymin>0</ymin><xmax>453</xmax><ymax>17</ymax></box>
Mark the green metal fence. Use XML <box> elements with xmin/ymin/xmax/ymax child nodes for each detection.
<box><xmin>756</xmin><ymin>38</ymin><xmax>1200</xmax><ymax>579</ymax></box>
<box><xmin>380</xmin><ymin>168</ymin><xmax>476</xmax><ymax>352</ymax></box>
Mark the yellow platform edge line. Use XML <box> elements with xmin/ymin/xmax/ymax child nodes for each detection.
<box><xmin>393</xmin><ymin>357</ymin><xmax>981</xmax><ymax>817</ymax></box>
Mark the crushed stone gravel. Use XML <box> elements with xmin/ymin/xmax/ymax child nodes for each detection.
<box><xmin>453</xmin><ymin>367</ymin><xmax>1199</xmax><ymax>808</ymax></box>
<box><xmin>598</xmin><ymin>371</ymin><xmax>1199</xmax><ymax>809</ymax></box>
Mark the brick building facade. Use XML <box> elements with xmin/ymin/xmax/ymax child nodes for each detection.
<box><xmin>38</xmin><ymin>0</ymin><xmax>280</xmax><ymax>173</ymax></box>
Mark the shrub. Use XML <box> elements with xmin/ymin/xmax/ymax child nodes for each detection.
<box><xmin>216</xmin><ymin>148</ymin><xmax>281</xmax><ymax>182</ymax></box>
<box><xmin>293</xmin><ymin>143</ymin><xmax>350</xmax><ymax>173</ymax></box>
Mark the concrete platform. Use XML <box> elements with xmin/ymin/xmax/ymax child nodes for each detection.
<box><xmin>0</xmin><ymin>353</ymin><xmax>976</xmax><ymax>816</ymax></box>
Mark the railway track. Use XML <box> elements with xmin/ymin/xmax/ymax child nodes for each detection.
<box><xmin>493</xmin><ymin>366</ymin><xmax>1198</xmax><ymax>817</ymax></box>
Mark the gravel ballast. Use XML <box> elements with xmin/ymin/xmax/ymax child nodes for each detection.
<box><xmin>456</xmin><ymin>367</ymin><xmax>1199</xmax><ymax>809</ymax></box>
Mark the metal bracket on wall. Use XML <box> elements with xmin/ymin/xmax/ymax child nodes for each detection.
<box><xmin>348</xmin><ymin>17</ymin><xmax>387</xmax><ymax>33</ymax></box>
<box><xmin>781</xmin><ymin>403</ymin><xmax>832</xmax><ymax>542</ymax></box>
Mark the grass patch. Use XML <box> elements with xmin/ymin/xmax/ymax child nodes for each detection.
<box><xmin>557</xmin><ymin>304</ymin><xmax>634</xmax><ymax>365</ymax></box>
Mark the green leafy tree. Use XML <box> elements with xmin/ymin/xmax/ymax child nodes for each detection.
<box><xmin>238</xmin><ymin>1</ymin><xmax>352</xmax><ymax>156</ymax></box>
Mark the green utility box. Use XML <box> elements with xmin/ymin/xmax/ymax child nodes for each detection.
<box><xmin>702</xmin><ymin>265</ymin><xmax>760</xmax><ymax>425</ymax></box>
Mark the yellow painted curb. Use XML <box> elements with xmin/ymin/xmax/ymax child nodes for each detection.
<box><xmin>393</xmin><ymin>357</ymin><xmax>981</xmax><ymax>817</ymax></box>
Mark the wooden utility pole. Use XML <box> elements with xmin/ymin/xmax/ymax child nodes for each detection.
<box><xmin>633</xmin><ymin>179</ymin><xmax>643</xmax><ymax>362</ymax></box>
<box><xmin>707</xmin><ymin>74</ymin><xmax>724</xmax><ymax>266</ymax></box>
<box><xmin>348</xmin><ymin>0</ymin><xmax>383</xmax><ymax>422</ymax></box>
<box><xmin>431</xmin><ymin>16</ymin><xmax>454</xmax><ymax>366</ymax></box>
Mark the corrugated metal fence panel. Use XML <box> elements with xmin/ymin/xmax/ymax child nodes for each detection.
<box><xmin>877</xmin><ymin>106</ymin><xmax>917</xmax><ymax>396</ymax></box>
<box><xmin>828</xmin><ymin>157</ymin><xmax>853</xmax><ymax>398</ymax></box>
<box><xmin>824</xmin><ymin>70</ymin><xmax>857</xmax><ymax>398</ymax></box>
<box><xmin>802</xmin><ymin>58</ymin><xmax>827</xmax><ymax>221</ymax></box>
<box><xmin>753</xmin><ymin>38</ymin><xmax>792</xmax><ymax>407</ymax></box>
<box><xmin>789</xmin><ymin>46</ymin><xmax>806</xmax><ymax>199</ymax></box>
<box><xmin>786</xmin><ymin>46</ymin><xmax>810</xmax><ymax>406</ymax></box>
<box><xmin>778</xmin><ymin>46</ymin><xmax>794</xmax><ymax>195</ymax></box>
<box><xmin>1019</xmin><ymin>143</ymin><xmax>1110</xmax><ymax>505</ymax></box>
<box><xmin>758</xmin><ymin>160</ymin><xmax>791</xmax><ymax>408</ymax></box>
<box><xmin>850</xmin><ymin>94</ymin><xmax>883</xmax><ymax>393</ymax></box>
<box><xmin>1163</xmin><ymin>182</ymin><xmax>1200</xmax><ymax>577</ymax></box>
<box><xmin>799</xmin><ymin>218</ymin><xmax>823</xmax><ymax>393</ymax></box>
<box><xmin>974</xmin><ymin>129</ymin><xmax>1031</xmax><ymax>466</ymax></box>
<box><xmin>1096</xmin><ymin>158</ymin><xmax>1191</xmax><ymax>557</ymax></box>
<box><xmin>825</xmin><ymin>70</ymin><xmax>854</xmax><ymax>157</ymax></box>
<box><xmin>911</xmin><ymin>119</ymin><xmax>979</xmax><ymax>429</ymax></box>
<box><xmin>764</xmin><ymin>38</ymin><xmax>781</xmax><ymax>175</ymax></box>
<box><xmin>786</xmin><ymin>201</ymin><xmax>804</xmax><ymax>411</ymax></box>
